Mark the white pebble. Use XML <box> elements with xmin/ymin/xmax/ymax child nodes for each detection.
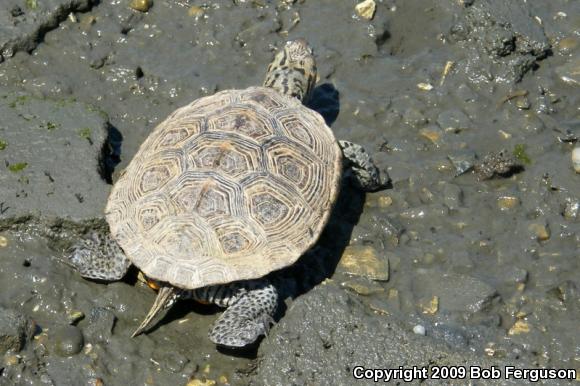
<box><xmin>572</xmin><ymin>147</ymin><xmax>580</xmax><ymax>173</ymax></box>
<box><xmin>355</xmin><ymin>0</ymin><xmax>376</xmax><ymax>20</ymax></box>
<box><xmin>413</xmin><ymin>324</ymin><xmax>426</xmax><ymax>335</ymax></box>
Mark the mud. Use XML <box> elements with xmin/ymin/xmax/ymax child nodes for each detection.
<box><xmin>0</xmin><ymin>0</ymin><xmax>579</xmax><ymax>385</ymax></box>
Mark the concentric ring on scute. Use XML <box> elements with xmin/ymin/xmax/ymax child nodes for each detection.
<box><xmin>105</xmin><ymin>86</ymin><xmax>342</xmax><ymax>289</ymax></box>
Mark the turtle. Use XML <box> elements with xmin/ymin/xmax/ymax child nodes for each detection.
<box><xmin>68</xmin><ymin>39</ymin><xmax>387</xmax><ymax>348</ymax></box>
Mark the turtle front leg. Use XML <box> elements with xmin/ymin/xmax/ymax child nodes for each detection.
<box><xmin>203</xmin><ymin>281</ymin><xmax>278</xmax><ymax>348</ymax></box>
<box><xmin>339</xmin><ymin>140</ymin><xmax>388</xmax><ymax>192</ymax></box>
<box><xmin>67</xmin><ymin>231</ymin><xmax>131</xmax><ymax>281</ymax></box>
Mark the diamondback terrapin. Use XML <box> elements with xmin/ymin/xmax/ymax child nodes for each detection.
<box><xmin>69</xmin><ymin>39</ymin><xmax>386</xmax><ymax>348</ymax></box>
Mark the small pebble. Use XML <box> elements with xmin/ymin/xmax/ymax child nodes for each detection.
<box><xmin>474</xmin><ymin>150</ymin><xmax>521</xmax><ymax>180</ymax></box>
<box><xmin>188</xmin><ymin>6</ymin><xmax>204</xmax><ymax>18</ymax></box>
<box><xmin>413</xmin><ymin>325</ymin><xmax>426</xmax><ymax>335</ymax></box>
<box><xmin>417</xmin><ymin>82</ymin><xmax>433</xmax><ymax>91</ymax></box>
<box><xmin>447</xmin><ymin>152</ymin><xmax>475</xmax><ymax>176</ymax></box>
<box><xmin>497</xmin><ymin>196</ymin><xmax>520</xmax><ymax>210</ymax></box>
<box><xmin>67</xmin><ymin>310</ymin><xmax>85</xmax><ymax>325</ymax></box>
<box><xmin>355</xmin><ymin>0</ymin><xmax>376</xmax><ymax>20</ymax></box>
<box><xmin>80</xmin><ymin>15</ymin><xmax>97</xmax><ymax>31</ymax></box>
<box><xmin>163</xmin><ymin>351</ymin><xmax>189</xmax><ymax>373</ymax></box>
<box><xmin>555</xmin><ymin>59</ymin><xmax>580</xmax><ymax>87</ymax></box>
<box><xmin>51</xmin><ymin>325</ymin><xmax>84</xmax><ymax>357</ymax></box>
<box><xmin>368</xmin><ymin>299</ymin><xmax>390</xmax><ymax>315</ymax></box>
<box><xmin>572</xmin><ymin>147</ymin><xmax>580</xmax><ymax>173</ymax></box>
<box><xmin>419</xmin><ymin>126</ymin><xmax>443</xmax><ymax>145</ymax></box>
<box><xmin>420</xmin><ymin>296</ymin><xmax>439</xmax><ymax>315</ymax></box>
<box><xmin>515</xmin><ymin>96</ymin><xmax>531</xmax><ymax>110</ymax></box>
<box><xmin>130</xmin><ymin>0</ymin><xmax>152</xmax><ymax>12</ymax></box>
<box><xmin>4</xmin><ymin>354</ymin><xmax>20</xmax><ymax>366</ymax></box>
<box><xmin>0</xmin><ymin>235</ymin><xmax>7</xmax><ymax>247</ymax></box>
<box><xmin>528</xmin><ymin>223</ymin><xmax>550</xmax><ymax>241</ymax></box>
<box><xmin>563</xmin><ymin>198</ymin><xmax>579</xmax><ymax>220</ymax></box>
<box><xmin>340</xmin><ymin>279</ymin><xmax>384</xmax><ymax>296</ymax></box>
<box><xmin>556</xmin><ymin>37</ymin><xmax>578</xmax><ymax>55</ymax></box>
<box><xmin>508</xmin><ymin>320</ymin><xmax>530</xmax><ymax>335</ymax></box>
<box><xmin>378</xmin><ymin>196</ymin><xmax>393</xmax><ymax>208</ymax></box>
<box><xmin>187</xmin><ymin>378</ymin><xmax>216</xmax><ymax>386</ymax></box>
<box><xmin>338</xmin><ymin>245</ymin><xmax>389</xmax><ymax>281</ymax></box>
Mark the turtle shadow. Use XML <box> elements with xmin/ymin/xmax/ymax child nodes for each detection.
<box><xmin>306</xmin><ymin>83</ymin><xmax>340</xmax><ymax>126</ymax></box>
<box><xmin>98</xmin><ymin>123</ymin><xmax>123</xmax><ymax>184</ymax></box>
<box><xmin>271</xmin><ymin>181</ymin><xmax>366</xmax><ymax>302</ymax></box>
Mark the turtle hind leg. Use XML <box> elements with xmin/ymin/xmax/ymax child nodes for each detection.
<box><xmin>339</xmin><ymin>140</ymin><xmax>389</xmax><ymax>192</ymax></box>
<box><xmin>67</xmin><ymin>231</ymin><xmax>131</xmax><ymax>281</ymax></box>
<box><xmin>208</xmin><ymin>282</ymin><xmax>278</xmax><ymax>348</ymax></box>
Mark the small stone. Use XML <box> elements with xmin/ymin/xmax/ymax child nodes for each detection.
<box><xmin>92</xmin><ymin>379</ymin><xmax>104</xmax><ymax>386</ymax></box>
<box><xmin>572</xmin><ymin>147</ymin><xmax>580</xmax><ymax>173</ymax></box>
<box><xmin>0</xmin><ymin>307</ymin><xmax>35</xmax><ymax>355</ymax></box>
<box><xmin>474</xmin><ymin>150</ymin><xmax>521</xmax><ymax>180</ymax></box>
<box><xmin>188</xmin><ymin>6</ymin><xmax>204</xmax><ymax>18</ymax></box>
<box><xmin>417</xmin><ymin>82</ymin><xmax>433</xmax><ymax>91</ymax></box>
<box><xmin>563</xmin><ymin>198</ymin><xmax>579</xmax><ymax>220</ymax></box>
<box><xmin>162</xmin><ymin>351</ymin><xmax>189</xmax><ymax>373</ymax></box>
<box><xmin>187</xmin><ymin>378</ymin><xmax>216</xmax><ymax>386</ymax></box>
<box><xmin>217</xmin><ymin>375</ymin><xmax>228</xmax><ymax>385</ymax></box>
<box><xmin>368</xmin><ymin>299</ymin><xmax>390</xmax><ymax>315</ymax></box>
<box><xmin>51</xmin><ymin>325</ymin><xmax>84</xmax><ymax>357</ymax></box>
<box><xmin>528</xmin><ymin>223</ymin><xmax>550</xmax><ymax>241</ymax></box>
<box><xmin>414</xmin><ymin>273</ymin><xmax>497</xmax><ymax>314</ymax></box>
<box><xmin>555</xmin><ymin>58</ymin><xmax>580</xmax><ymax>87</ymax></box>
<box><xmin>437</xmin><ymin>109</ymin><xmax>471</xmax><ymax>133</ymax></box>
<box><xmin>378</xmin><ymin>196</ymin><xmax>393</xmax><ymax>208</ymax></box>
<box><xmin>386</xmin><ymin>288</ymin><xmax>401</xmax><ymax>310</ymax></box>
<box><xmin>338</xmin><ymin>245</ymin><xmax>389</xmax><ymax>281</ymax></box>
<box><xmin>441</xmin><ymin>183</ymin><xmax>463</xmax><ymax>211</ymax></box>
<box><xmin>508</xmin><ymin>320</ymin><xmax>530</xmax><ymax>335</ymax></box>
<box><xmin>403</xmin><ymin>108</ymin><xmax>427</xmax><ymax>127</ymax></box>
<box><xmin>355</xmin><ymin>0</ymin><xmax>376</xmax><ymax>20</ymax></box>
<box><xmin>4</xmin><ymin>354</ymin><xmax>20</xmax><ymax>366</ymax></box>
<box><xmin>130</xmin><ymin>0</ymin><xmax>152</xmax><ymax>12</ymax></box>
<box><xmin>0</xmin><ymin>235</ymin><xmax>7</xmax><ymax>247</ymax></box>
<box><xmin>67</xmin><ymin>310</ymin><xmax>85</xmax><ymax>325</ymax></box>
<box><xmin>365</xmin><ymin>194</ymin><xmax>393</xmax><ymax>209</ymax></box>
<box><xmin>419</xmin><ymin>126</ymin><xmax>443</xmax><ymax>145</ymax></box>
<box><xmin>447</xmin><ymin>152</ymin><xmax>475</xmax><ymax>176</ymax></box>
<box><xmin>497</xmin><ymin>196</ymin><xmax>520</xmax><ymax>210</ymax></box>
<box><xmin>340</xmin><ymin>279</ymin><xmax>384</xmax><ymax>296</ymax></box>
<box><xmin>85</xmin><ymin>307</ymin><xmax>116</xmax><ymax>343</ymax></box>
<box><xmin>556</xmin><ymin>37</ymin><xmax>578</xmax><ymax>55</ymax></box>
<box><xmin>498</xmin><ymin>130</ymin><xmax>512</xmax><ymax>139</ymax></box>
<box><xmin>80</xmin><ymin>15</ymin><xmax>97</xmax><ymax>31</ymax></box>
<box><xmin>515</xmin><ymin>97</ymin><xmax>531</xmax><ymax>110</ymax></box>
<box><xmin>413</xmin><ymin>325</ymin><xmax>426</xmax><ymax>335</ymax></box>
<box><xmin>420</xmin><ymin>296</ymin><xmax>439</xmax><ymax>315</ymax></box>
<box><xmin>500</xmin><ymin>267</ymin><xmax>528</xmax><ymax>285</ymax></box>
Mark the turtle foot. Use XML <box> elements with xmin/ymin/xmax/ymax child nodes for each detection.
<box><xmin>208</xmin><ymin>283</ymin><xmax>278</xmax><ymax>348</ymax></box>
<box><xmin>339</xmin><ymin>140</ymin><xmax>389</xmax><ymax>192</ymax></box>
<box><xmin>67</xmin><ymin>231</ymin><xmax>131</xmax><ymax>281</ymax></box>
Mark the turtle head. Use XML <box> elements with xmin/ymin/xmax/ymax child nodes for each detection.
<box><xmin>264</xmin><ymin>39</ymin><xmax>317</xmax><ymax>103</ymax></box>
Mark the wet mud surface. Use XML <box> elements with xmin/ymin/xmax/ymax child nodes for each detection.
<box><xmin>1</xmin><ymin>0</ymin><xmax>579</xmax><ymax>385</ymax></box>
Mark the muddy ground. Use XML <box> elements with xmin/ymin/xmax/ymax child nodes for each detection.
<box><xmin>0</xmin><ymin>0</ymin><xmax>579</xmax><ymax>385</ymax></box>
